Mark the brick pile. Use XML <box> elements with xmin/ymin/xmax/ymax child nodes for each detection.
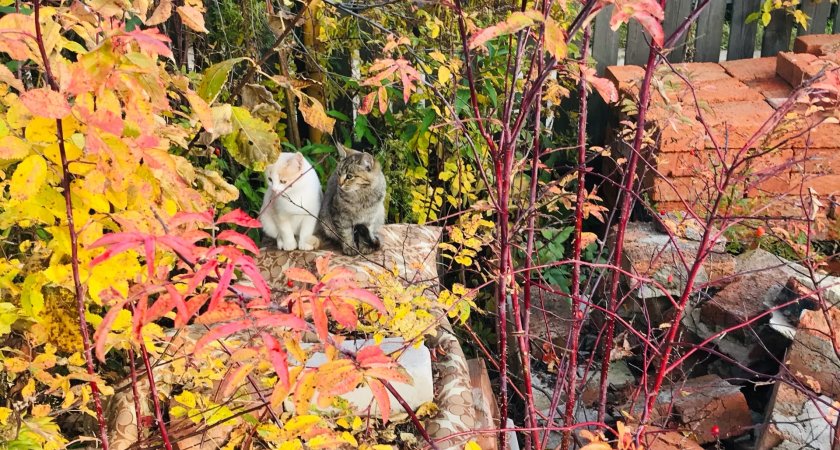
<box><xmin>605</xmin><ymin>34</ymin><xmax>840</xmax><ymax>239</ymax></box>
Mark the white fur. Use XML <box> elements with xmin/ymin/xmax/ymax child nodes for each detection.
<box><xmin>260</xmin><ymin>153</ymin><xmax>322</xmax><ymax>251</ymax></box>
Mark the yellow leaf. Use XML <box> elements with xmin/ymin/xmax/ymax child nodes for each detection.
<box><xmin>545</xmin><ymin>19</ymin><xmax>567</xmax><ymax>59</ymax></box>
<box><xmin>0</xmin><ymin>135</ymin><xmax>29</xmax><ymax>165</ymax></box>
<box><xmin>283</xmin><ymin>415</ymin><xmax>321</xmax><ymax>434</ymax></box>
<box><xmin>464</xmin><ymin>441</ymin><xmax>482</xmax><ymax>450</ymax></box>
<box><xmin>31</xmin><ymin>404</ymin><xmax>51</xmax><ymax>417</ymax></box>
<box><xmin>429</xmin><ymin>51</ymin><xmax>446</xmax><ymax>63</ymax></box>
<box><xmin>146</xmin><ymin>0</ymin><xmax>172</xmax><ymax>25</ymax></box>
<box><xmin>0</xmin><ymin>64</ymin><xmax>23</xmax><ymax>92</ymax></box>
<box><xmin>10</xmin><ymin>155</ymin><xmax>48</xmax><ymax>201</ymax></box>
<box><xmin>186</xmin><ymin>90</ymin><xmax>215</xmax><ymax>133</ymax></box>
<box><xmin>296</xmin><ymin>92</ymin><xmax>335</xmax><ymax>134</ymax></box>
<box><xmin>21</xmin><ymin>378</ymin><xmax>35</xmax><ymax>399</ymax></box>
<box><xmin>0</xmin><ymin>407</ymin><xmax>11</xmax><ymax>425</ymax></box>
<box><xmin>438</xmin><ymin>66</ymin><xmax>452</xmax><ymax>85</ymax></box>
<box><xmin>174</xmin><ymin>390</ymin><xmax>197</xmax><ymax>408</ymax></box>
<box><xmin>176</xmin><ymin>5</ymin><xmax>208</xmax><ymax>33</ymax></box>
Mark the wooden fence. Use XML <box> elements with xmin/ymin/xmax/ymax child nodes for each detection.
<box><xmin>593</xmin><ymin>0</ymin><xmax>840</xmax><ymax>74</ymax></box>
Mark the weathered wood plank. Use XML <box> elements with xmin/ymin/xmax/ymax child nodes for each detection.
<box><xmin>761</xmin><ymin>9</ymin><xmax>794</xmax><ymax>56</ymax></box>
<box><xmin>728</xmin><ymin>0</ymin><xmax>762</xmax><ymax>60</ymax></box>
<box><xmin>834</xmin><ymin>3</ymin><xmax>840</xmax><ymax>33</ymax></box>
<box><xmin>800</xmin><ymin>0</ymin><xmax>831</xmax><ymax>35</ymax></box>
<box><xmin>662</xmin><ymin>0</ymin><xmax>694</xmax><ymax>63</ymax></box>
<box><xmin>625</xmin><ymin>20</ymin><xmax>648</xmax><ymax>66</ymax></box>
<box><xmin>694</xmin><ymin>0</ymin><xmax>726</xmax><ymax>62</ymax></box>
<box><xmin>593</xmin><ymin>4</ymin><xmax>619</xmax><ymax>75</ymax></box>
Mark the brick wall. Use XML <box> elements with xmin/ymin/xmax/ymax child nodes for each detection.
<box><xmin>605</xmin><ymin>34</ymin><xmax>840</xmax><ymax>238</ymax></box>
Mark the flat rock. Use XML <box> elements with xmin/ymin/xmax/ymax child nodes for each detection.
<box><xmin>757</xmin><ymin>382</ymin><xmax>839</xmax><ymax>450</ymax></box>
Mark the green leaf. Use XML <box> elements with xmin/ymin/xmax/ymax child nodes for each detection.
<box><xmin>327</xmin><ymin>109</ymin><xmax>350</xmax><ymax>121</ymax></box>
<box><xmin>0</xmin><ymin>303</ymin><xmax>19</xmax><ymax>335</ymax></box>
<box><xmin>197</xmin><ymin>57</ymin><xmax>250</xmax><ymax>103</ymax></box>
<box><xmin>221</xmin><ymin>106</ymin><xmax>281</xmax><ymax>171</ymax></box>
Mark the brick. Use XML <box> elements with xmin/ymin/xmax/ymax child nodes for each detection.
<box><xmin>618</xmin><ymin>222</ymin><xmax>735</xmax><ymax>290</ymax></box>
<box><xmin>793</xmin><ymin>33</ymin><xmax>840</xmax><ymax>56</ymax></box>
<box><xmin>746</xmin><ymin>76</ymin><xmax>794</xmax><ymax>101</ymax></box>
<box><xmin>527</xmin><ymin>285</ymin><xmax>572</xmax><ymax>362</ymax></box>
<box><xmin>631</xmin><ymin>426</ymin><xmax>703</xmax><ymax>450</ymax></box>
<box><xmin>665</xmin><ymin>62</ymin><xmax>731</xmax><ymax>83</ymax></box>
<box><xmin>756</xmin><ymin>382</ymin><xmax>839</xmax><ymax>450</ymax></box>
<box><xmin>651</xmin><ymin>176</ymin><xmax>718</xmax><ymax>203</ymax></box>
<box><xmin>700</xmin><ymin>272</ymin><xmax>785</xmax><ymax>330</ymax></box>
<box><xmin>779</xmin><ymin>119</ymin><xmax>840</xmax><ymax>149</ymax></box>
<box><xmin>787</xmin><ymin>307</ymin><xmax>840</xmax><ymax>398</ymax></box>
<box><xmin>606</xmin><ymin>64</ymin><xmax>646</xmax><ymax>95</ymax></box>
<box><xmin>775</xmin><ymin>52</ymin><xmax>836</xmax><ymax>86</ymax></box>
<box><xmin>702</xmin><ymin>100</ymin><xmax>777</xmax><ymax>150</ymax></box>
<box><xmin>628</xmin><ymin>375</ymin><xmax>751</xmax><ymax>444</ymax></box>
<box><xmin>721</xmin><ymin>57</ymin><xmax>778</xmax><ymax>82</ymax></box>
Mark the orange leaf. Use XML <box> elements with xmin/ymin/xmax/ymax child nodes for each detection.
<box><xmin>358</xmin><ymin>92</ymin><xmax>375</xmax><ymax>115</ymax></box>
<box><xmin>367</xmin><ymin>379</ymin><xmax>392</xmax><ymax>424</ymax></box>
<box><xmin>176</xmin><ymin>5</ymin><xmax>208</xmax><ymax>33</ymax></box>
<box><xmin>220</xmin><ymin>362</ymin><xmax>255</xmax><ymax>398</ymax></box>
<box><xmin>261</xmin><ymin>332</ymin><xmax>290</xmax><ymax>389</ymax></box>
<box><xmin>20</xmin><ymin>88</ymin><xmax>71</xmax><ymax>119</ymax></box>
<box><xmin>285</xmin><ymin>267</ymin><xmax>318</xmax><ymax>284</ymax></box>
<box><xmin>146</xmin><ymin>0</ymin><xmax>173</xmax><ymax>25</ymax></box>
<box><xmin>294</xmin><ymin>370</ymin><xmax>317</xmax><ymax>414</ymax></box>
<box><xmin>377</xmin><ymin>86</ymin><xmax>388</xmax><ymax>114</ymax></box>
<box><xmin>468</xmin><ymin>10</ymin><xmax>544</xmax><ymax>50</ymax></box>
<box><xmin>0</xmin><ymin>64</ymin><xmax>23</xmax><ymax>92</ymax></box>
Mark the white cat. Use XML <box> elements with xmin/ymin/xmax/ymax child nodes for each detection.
<box><xmin>260</xmin><ymin>152</ymin><xmax>322</xmax><ymax>251</ymax></box>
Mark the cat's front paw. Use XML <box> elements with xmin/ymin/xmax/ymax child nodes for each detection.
<box><xmin>298</xmin><ymin>236</ymin><xmax>320</xmax><ymax>251</ymax></box>
<box><xmin>278</xmin><ymin>239</ymin><xmax>297</xmax><ymax>251</ymax></box>
<box><xmin>341</xmin><ymin>244</ymin><xmax>357</xmax><ymax>256</ymax></box>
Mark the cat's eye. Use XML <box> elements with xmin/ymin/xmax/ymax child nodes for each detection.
<box><xmin>345</xmin><ymin>174</ymin><xmax>354</xmax><ymax>180</ymax></box>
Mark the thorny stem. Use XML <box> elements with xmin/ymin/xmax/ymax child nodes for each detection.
<box><xmin>139</xmin><ymin>338</ymin><xmax>174</xmax><ymax>450</ymax></box>
<box><xmin>383</xmin><ymin>381</ymin><xmax>440</xmax><ymax>450</ymax></box>
<box><xmin>32</xmin><ymin>1</ymin><xmax>110</xmax><ymax>447</ymax></box>
<box><xmin>561</xmin><ymin>24</ymin><xmax>591</xmax><ymax>450</ymax></box>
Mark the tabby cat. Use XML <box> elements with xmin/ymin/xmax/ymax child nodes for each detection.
<box><xmin>318</xmin><ymin>144</ymin><xmax>386</xmax><ymax>255</ymax></box>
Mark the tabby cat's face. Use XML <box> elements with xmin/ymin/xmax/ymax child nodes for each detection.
<box><xmin>336</xmin><ymin>152</ymin><xmax>380</xmax><ymax>193</ymax></box>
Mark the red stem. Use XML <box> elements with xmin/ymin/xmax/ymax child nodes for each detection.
<box><xmin>560</xmin><ymin>24</ymin><xmax>591</xmax><ymax>450</ymax></box>
<box><xmin>139</xmin><ymin>338</ymin><xmax>174</xmax><ymax>450</ymax></box>
<box><xmin>31</xmin><ymin>1</ymin><xmax>110</xmax><ymax>447</ymax></box>
<box><xmin>128</xmin><ymin>347</ymin><xmax>144</xmax><ymax>440</ymax></box>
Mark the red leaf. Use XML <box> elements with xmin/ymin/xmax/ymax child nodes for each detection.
<box><xmin>340</xmin><ymin>288</ymin><xmax>386</xmax><ymax>314</ymax></box>
<box><xmin>157</xmin><ymin>235</ymin><xmax>197</xmax><ymax>264</ymax></box>
<box><xmin>220</xmin><ymin>362</ymin><xmax>255</xmax><ymax>398</ymax></box>
<box><xmin>89</xmin><ymin>241</ymin><xmax>140</xmax><ymax>267</ymax></box>
<box><xmin>193</xmin><ymin>319</ymin><xmax>251</xmax><ymax>354</ymax></box>
<box><xmin>144</xmin><ymin>292</ymin><xmax>176</xmax><ymax>325</ymax></box>
<box><xmin>285</xmin><ymin>267</ymin><xmax>318</xmax><ymax>284</ymax></box>
<box><xmin>327</xmin><ymin>301</ymin><xmax>358</xmax><ymax>330</ymax></box>
<box><xmin>582</xmin><ymin>65</ymin><xmax>618</xmax><ymax>103</ymax></box>
<box><xmin>143</xmin><ymin>237</ymin><xmax>156</xmax><ymax>279</ymax></box>
<box><xmin>185</xmin><ymin>259</ymin><xmax>218</xmax><ymax>296</ymax></box>
<box><xmin>94</xmin><ymin>296</ymin><xmax>129</xmax><ymax>362</ymax></box>
<box><xmin>169</xmin><ymin>210</ymin><xmax>214</xmax><ymax>228</ymax></box>
<box><xmin>20</xmin><ymin>88</ymin><xmax>71</xmax><ymax>119</ymax></box>
<box><xmin>356</xmin><ymin>345</ymin><xmax>391</xmax><ymax>367</ymax></box>
<box><xmin>255</xmin><ymin>313</ymin><xmax>309</xmax><ymax>331</ymax></box>
<box><xmin>367</xmin><ymin>379</ymin><xmax>392</xmax><ymax>424</ymax></box>
<box><xmin>608</xmin><ymin>0</ymin><xmax>665</xmax><ymax>47</ymax></box>
<box><xmin>166</xmin><ymin>285</ymin><xmax>190</xmax><ymax>326</ymax></box>
<box><xmin>311</xmin><ymin>298</ymin><xmax>329</xmax><ymax>342</ymax></box>
<box><xmin>114</xmin><ymin>28</ymin><xmax>173</xmax><ymax>58</ymax></box>
<box><xmin>378</xmin><ymin>86</ymin><xmax>388</xmax><ymax>114</ymax></box>
<box><xmin>238</xmin><ymin>262</ymin><xmax>271</xmax><ymax>304</ymax></box>
<box><xmin>209</xmin><ymin>263</ymin><xmax>235</xmax><ymax>311</ymax></box>
<box><xmin>217</xmin><ymin>229</ymin><xmax>259</xmax><ymax>254</ymax></box>
<box><xmin>217</xmin><ymin>209</ymin><xmax>262</xmax><ymax>228</ymax></box>
<box><xmin>261</xmin><ymin>332</ymin><xmax>290</xmax><ymax>389</ymax></box>
<box><xmin>359</xmin><ymin>92</ymin><xmax>376</xmax><ymax>115</ymax></box>
<box><xmin>315</xmin><ymin>256</ymin><xmax>331</xmax><ymax>277</ymax></box>
<box><xmin>468</xmin><ymin>10</ymin><xmax>544</xmax><ymax>50</ymax></box>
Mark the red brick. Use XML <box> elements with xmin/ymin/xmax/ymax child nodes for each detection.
<box><xmin>793</xmin><ymin>34</ymin><xmax>840</xmax><ymax>56</ymax></box>
<box><xmin>606</xmin><ymin>64</ymin><xmax>646</xmax><ymax>95</ymax></box>
<box><xmin>721</xmin><ymin>57</ymin><xmax>778</xmax><ymax>82</ymax></box>
<box><xmin>777</xmin><ymin>52</ymin><xmax>817</xmax><ymax>86</ymax></box>
<box><xmin>787</xmin><ymin>307</ymin><xmax>840</xmax><ymax>398</ymax></box>
<box><xmin>782</xmin><ymin>120</ymin><xmax>840</xmax><ymax>149</ymax></box>
<box><xmin>665</xmin><ymin>62</ymin><xmax>731</xmax><ymax>83</ymax></box>
<box><xmin>651</xmin><ymin>176</ymin><xmax>717</xmax><ymax>203</ymax></box>
<box><xmin>631</xmin><ymin>426</ymin><xmax>703</xmax><ymax>450</ymax></box>
<box><xmin>702</xmin><ymin>100</ymin><xmax>777</xmax><ymax>150</ymax></box>
<box><xmin>700</xmin><ymin>272</ymin><xmax>784</xmax><ymax>329</ymax></box>
<box><xmin>746</xmin><ymin>76</ymin><xmax>794</xmax><ymax>101</ymax></box>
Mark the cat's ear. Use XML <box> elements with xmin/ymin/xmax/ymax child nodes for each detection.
<box><xmin>336</xmin><ymin>143</ymin><xmax>358</xmax><ymax>159</ymax></box>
